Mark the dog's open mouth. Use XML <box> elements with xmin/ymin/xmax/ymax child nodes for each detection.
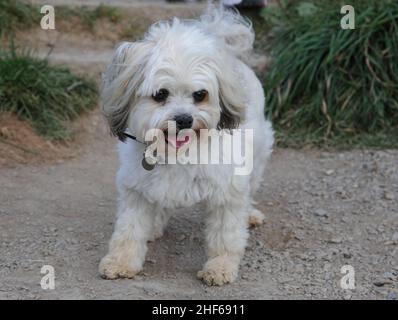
<box><xmin>164</xmin><ymin>130</ymin><xmax>197</xmax><ymax>150</ymax></box>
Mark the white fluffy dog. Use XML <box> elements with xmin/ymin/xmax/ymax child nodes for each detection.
<box><xmin>99</xmin><ymin>8</ymin><xmax>274</xmax><ymax>286</ymax></box>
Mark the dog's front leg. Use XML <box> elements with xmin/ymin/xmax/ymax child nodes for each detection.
<box><xmin>99</xmin><ymin>190</ymin><xmax>154</xmax><ymax>279</ymax></box>
<box><xmin>198</xmin><ymin>183</ymin><xmax>250</xmax><ymax>286</ymax></box>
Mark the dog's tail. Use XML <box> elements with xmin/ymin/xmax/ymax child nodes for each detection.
<box><xmin>200</xmin><ymin>3</ymin><xmax>254</xmax><ymax>61</ymax></box>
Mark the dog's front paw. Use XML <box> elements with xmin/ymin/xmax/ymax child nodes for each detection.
<box><xmin>197</xmin><ymin>255</ymin><xmax>239</xmax><ymax>286</ymax></box>
<box><xmin>147</xmin><ymin>227</ymin><xmax>164</xmax><ymax>242</ymax></box>
<box><xmin>248</xmin><ymin>208</ymin><xmax>265</xmax><ymax>228</ymax></box>
<box><xmin>99</xmin><ymin>254</ymin><xmax>141</xmax><ymax>280</ymax></box>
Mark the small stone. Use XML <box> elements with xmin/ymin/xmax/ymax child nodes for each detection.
<box><xmin>387</xmin><ymin>292</ymin><xmax>397</xmax><ymax>300</ymax></box>
<box><xmin>384</xmin><ymin>191</ymin><xmax>394</xmax><ymax>200</ymax></box>
<box><xmin>255</xmin><ymin>240</ymin><xmax>264</xmax><ymax>247</ymax></box>
<box><xmin>328</xmin><ymin>237</ymin><xmax>342</xmax><ymax>244</ymax></box>
<box><xmin>278</xmin><ymin>276</ymin><xmax>294</xmax><ymax>284</ymax></box>
<box><xmin>325</xmin><ymin>170</ymin><xmax>335</xmax><ymax>176</ymax></box>
<box><xmin>314</xmin><ymin>209</ymin><xmax>328</xmax><ymax>217</ymax></box>
<box><xmin>341</xmin><ymin>216</ymin><xmax>350</xmax><ymax>223</ymax></box>
<box><xmin>343</xmin><ymin>292</ymin><xmax>352</xmax><ymax>300</ymax></box>
<box><xmin>383</xmin><ymin>272</ymin><xmax>396</xmax><ymax>280</ymax></box>
<box><xmin>374</xmin><ymin>279</ymin><xmax>393</xmax><ymax>287</ymax></box>
<box><xmin>177</xmin><ymin>235</ymin><xmax>186</xmax><ymax>242</ymax></box>
<box><xmin>342</xmin><ymin>252</ymin><xmax>352</xmax><ymax>259</ymax></box>
<box><xmin>296</xmin><ymin>253</ymin><xmax>309</xmax><ymax>261</ymax></box>
<box><xmin>392</xmin><ymin>232</ymin><xmax>398</xmax><ymax>242</ymax></box>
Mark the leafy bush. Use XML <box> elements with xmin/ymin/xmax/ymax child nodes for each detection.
<box><xmin>0</xmin><ymin>0</ymin><xmax>39</xmax><ymax>34</ymax></box>
<box><xmin>0</xmin><ymin>45</ymin><xmax>97</xmax><ymax>140</ymax></box>
<box><xmin>0</xmin><ymin>0</ymin><xmax>121</xmax><ymax>34</ymax></box>
<box><xmin>57</xmin><ymin>4</ymin><xmax>121</xmax><ymax>30</ymax></box>
<box><xmin>262</xmin><ymin>0</ymin><xmax>398</xmax><ymax>147</ymax></box>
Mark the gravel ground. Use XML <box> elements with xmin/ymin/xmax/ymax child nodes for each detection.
<box><xmin>0</xmin><ymin>113</ymin><xmax>397</xmax><ymax>299</ymax></box>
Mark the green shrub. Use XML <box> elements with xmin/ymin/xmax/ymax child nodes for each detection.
<box><xmin>0</xmin><ymin>0</ymin><xmax>39</xmax><ymax>34</ymax></box>
<box><xmin>57</xmin><ymin>4</ymin><xmax>121</xmax><ymax>30</ymax></box>
<box><xmin>0</xmin><ymin>44</ymin><xmax>97</xmax><ymax>140</ymax></box>
<box><xmin>262</xmin><ymin>0</ymin><xmax>398</xmax><ymax>147</ymax></box>
<box><xmin>0</xmin><ymin>0</ymin><xmax>121</xmax><ymax>34</ymax></box>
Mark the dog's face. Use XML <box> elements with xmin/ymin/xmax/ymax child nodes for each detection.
<box><xmin>101</xmin><ymin>19</ymin><xmax>246</xmax><ymax>148</ymax></box>
<box><xmin>127</xmin><ymin>43</ymin><xmax>221</xmax><ymax>149</ymax></box>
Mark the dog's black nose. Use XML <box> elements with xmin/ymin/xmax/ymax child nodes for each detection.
<box><xmin>174</xmin><ymin>114</ymin><xmax>193</xmax><ymax>130</ymax></box>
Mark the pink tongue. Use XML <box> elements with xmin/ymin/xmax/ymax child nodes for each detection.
<box><xmin>167</xmin><ymin>135</ymin><xmax>190</xmax><ymax>149</ymax></box>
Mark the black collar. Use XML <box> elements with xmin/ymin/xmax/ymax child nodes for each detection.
<box><xmin>120</xmin><ymin>132</ymin><xmax>155</xmax><ymax>170</ymax></box>
<box><xmin>120</xmin><ymin>132</ymin><xmax>146</xmax><ymax>145</ymax></box>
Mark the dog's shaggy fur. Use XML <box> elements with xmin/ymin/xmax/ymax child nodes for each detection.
<box><xmin>99</xmin><ymin>8</ymin><xmax>274</xmax><ymax>286</ymax></box>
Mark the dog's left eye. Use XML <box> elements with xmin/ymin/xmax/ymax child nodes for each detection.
<box><xmin>152</xmin><ymin>89</ymin><xmax>169</xmax><ymax>103</ymax></box>
<box><xmin>192</xmin><ymin>90</ymin><xmax>208</xmax><ymax>103</ymax></box>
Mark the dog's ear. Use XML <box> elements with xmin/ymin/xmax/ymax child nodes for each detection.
<box><xmin>218</xmin><ymin>97</ymin><xmax>243</xmax><ymax>130</ymax></box>
<box><xmin>217</xmin><ymin>69</ymin><xmax>246</xmax><ymax>130</ymax></box>
<box><xmin>101</xmin><ymin>41</ymin><xmax>150</xmax><ymax>141</ymax></box>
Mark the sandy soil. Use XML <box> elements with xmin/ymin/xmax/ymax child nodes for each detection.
<box><xmin>1</xmin><ymin>123</ymin><xmax>397</xmax><ymax>299</ymax></box>
<box><xmin>0</xmin><ymin>0</ymin><xmax>397</xmax><ymax>300</ymax></box>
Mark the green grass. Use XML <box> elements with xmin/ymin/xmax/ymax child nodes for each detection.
<box><xmin>0</xmin><ymin>0</ymin><xmax>121</xmax><ymax>34</ymax></box>
<box><xmin>57</xmin><ymin>4</ymin><xmax>121</xmax><ymax>30</ymax></box>
<box><xmin>0</xmin><ymin>44</ymin><xmax>97</xmax><ymax>140</ymax></box>
<box><xmin>0</xmin><ymin>0</ymin><xmax>40</xmax><ymax>34</ymax></box>
<box><xmin>261</xmin><ymin>0</ymin><xmax>398</xmax><ymax>148</ymax></box>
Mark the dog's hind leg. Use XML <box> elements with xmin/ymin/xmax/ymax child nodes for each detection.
<box><xmin>99</xmin><ymin>190</ymin><xmax>155</xmax><ymax>279</ymax></box>
<box><xmin>248</xmin><ymin>204</ymin><xmax>265</xmax><ymax>228</ymax></box>
<box><xmin>247</xmin><ymin>120</ymin><xmax>273</xmax><ymax>228</ymax></box>
<box><xmin>148</xmin><ymin>208</ymin><xmax>171</xmax><ymax>242</ymax></box>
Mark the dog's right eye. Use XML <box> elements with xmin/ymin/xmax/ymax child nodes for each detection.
<box><xmin>152</xmin><ymin>89</ymin><xmax>169</xmax><ymax>103</ymax></box>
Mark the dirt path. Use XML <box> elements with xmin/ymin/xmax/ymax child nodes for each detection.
<box><xmin>0</xmin><ymin>0</ymin><xmax>397</xmax><ymax>300</ymax></box>
<box><xmin>1</xmin><ymin>131</ymin><xmax>397</xmax><ymax>299</ymax></box>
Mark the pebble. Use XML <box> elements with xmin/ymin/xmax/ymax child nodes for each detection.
<box><xmin>387</xmin><ymin>292</ymin><xmax>397</xmax><ymax>300</ymax></box>
<box><xmin>255</xmin><ymin>240</ymin><xmax>264</xmax><ymax>247</ymax></box>
<box><xmin>342</xmin><ymin>251</ymin><xmax>352</xmax><ymax>259</ymax></box>
<box><xmin>314</xmin><ymin>209</ymin><xmax>328</xmax><ymax>217</ymax></box>
<box><xmin>383</xmin><ymin>271</ymin><xmax>396</xmax><ymax>280</ymax></box>
<box><xmin>328</xmin><ymin>237</ymin><xmax>342</xmax><ymax>244</ymax></box>
<box><xmin>373</xmin><ymin>279</ymin><xmax>393</xmax><ymax>287</ymax></box>
<box><xmin>325</xmin><ymin>170</ymin><xmax>335</xmax><ymax>176</ymax></box>
<box><xmin>343</xmin><ymin>292</ymin><xmax>352</xmax><ymax>300</ymax></box>
<box><xmin>296</xmin><ymin>253</ymin><xmax>309</xmax><ymax>261</ymax></box>
<box><xmin>177</xmin><ymin>235</ymin><xmax>186</xmax><ymax>242</ymax></box>
<box><xmin>383</xmin><ymin>191</ymin><xmax>394</xmax><ymax>200</ymax></box>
